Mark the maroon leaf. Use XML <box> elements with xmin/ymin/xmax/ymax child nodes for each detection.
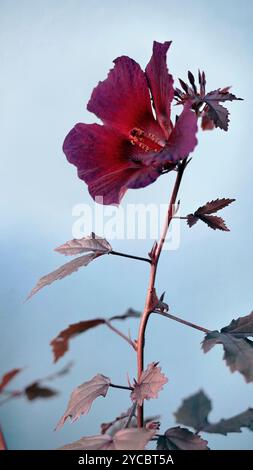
<box><xmin>59</xmin><ymin>428</ymin><xmax>155</xmax><ymax>450</ymax></box>
<box><xmin>204</xmin><ymin>408</ymin><xmax>253</xmax><ymax>435</ymax></box>
<box><xmin>187</xmin><ymin>198</ymin><xmax>235</xmax><ymax>231</ymax></box>
<box><xmin>131</xmin><ymin>362</ymin><xmax>168</xmax><ymax>406</ymax></box>
<box><xmin>0</xmin><ymin>369</ymin><xmax>22</xmax><ymax>393</ymax></box>
<box><xmin>198</xmin><ymin>215</ymin><xmax>229</xmax><ymax>231</ymax></box>
<box><xmin>175</xmin><ymin>390</ymin><xmax>253</xmax><ymax>435</ymax></box>
<box><xmin>26</xmin><ymin>253</ymin><xmax>102</xmax><ymax>301</ymax></box>
<box><xmin>202</xmin><ymin>311</ymin><xmax>253</xmax><ymax>382</ymax></box>
<box><xmin>55</xmin><ymin>234</ymin><xmax>112</xmax><ymax>256</ymax></box>
<box><xmin>174</xmin><ymin>390</ymin><xmax>211</xmax><ymax>431</ymax></box>
<box><xmin>56</xmin><ymin>374</ymin><xmax>111</xmax><ymax>429</ymax></box>
<box><xmin>157</xmin><ymin>426</ymin><xmax>209</xmax><ymax>450</ymax></box>
<box><xmin>25</xmin><ymin>382</ymin><xmax>58</xmax><ymax>401</ymax></box>
<box><xmin>51</xmin><ymin>308</ymin><xmax>141</xmax><ymax>362</ymax></box>
<box><xmin>51</xmin><ymin>319</ymin><xmax>105</xmax><ymax>363</ymax></box>
<box><xmin>194</xmin><ymin>198</ymin><xmax>235</xmax><ymax>215</ymax></box>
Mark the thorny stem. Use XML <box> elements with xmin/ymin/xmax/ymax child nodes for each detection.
<box><xmin>105</xmin><ymin>320</ymin><xmax>137</xmax><ymax>350</ymax></box>
<box><xmin>136</xmin><ymin>160</ymin><xmax>188</xmax><ymax>428</ymax></box>
<box><xmin>154</xmin><ymin>310</ymin><xmax>211</xmax><ymax>334</ymax></box>
<box><xmin>109</xmin><ymin>383</ymin><xmax>133</xmax><ymax>391</ymax></box>
<box><xmin>110</xmin><ymin>251</ymin><xmax>151</xmax><ymax>264</ymax></box>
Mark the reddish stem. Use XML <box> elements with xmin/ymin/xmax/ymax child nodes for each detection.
<box><xmin>0</xmin><ymin>425</ymin><xmax>7</xmax><ymax>450</ymax></box>
<box><xmin>136</xmin><ymin>160</ymin><xmax>187</xmax><ymax>428</ymax></box>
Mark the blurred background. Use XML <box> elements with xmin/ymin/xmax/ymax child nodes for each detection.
<box><xmin>1</xmin><ymin>0</ymin><xmax>253</xmax><ymax>449</ymax></box>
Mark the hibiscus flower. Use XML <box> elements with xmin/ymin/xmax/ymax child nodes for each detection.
<box><xmin>63</xmin><ymin>41</ymin><xmax>198</xmax><ymax>205</ymax></box>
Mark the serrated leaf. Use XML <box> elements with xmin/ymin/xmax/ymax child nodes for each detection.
<box><xmin>174</xmin><ymin>390</ymin><xmax>211</xmax><ymax>431</ymax></box>
<box><xmin>187</xmin><ymin>198</ymin><xmax>235</xmax><ymax>231</ymax></box>
<box><xmin>59</xmin><ymin>428</ymin><xmax>155</xmax><ymax>450</ymax></box>
<box><xmin>202</xmin><ymin>311</ymin><xmax>253</xmax><ymax>382</ymax></box>
<box><xmin>26</xmin><ymin>253</ymin><xmax>101</xmax><ymax>300</ymax></box>
<box><xmin>0</xmin><ymin>368</ymin><xmax>22</xmax><ymax>393</ymax></box>
<box><xmin>51</xmin><ymin>319</ymin><xmax>105</xmax><ymax>363</ymax></box>
<box><xmin>55</xmin><ymin>234</ymin><xmax>112</xmax><ymax>256</ymax></box>
<box><xmin>157</xmin><ymin>426</ymin><xmax>209</xmax><ymax>450</ymax></box>
<box><xmin>202</xmin><ymin>331</ymin><xmax>253</xmax><ymax>383</ymax></box>
<box><xmin>198</xmin><ymin>214</ymin><xmax>229</xmax><ymax>231</ymax></box>
<box><xmin>56</xmin><ymin>374</ymin><xmax>111</xmax><ymax>429</ymax></box>
<box><xmin>195</xmin><ymin>198</ymin><xmax>235</xmax><ymax>215</ymax></box>
<box><xmin>25</xmin><ymin>382</ymin><xmax>58</xmax><ymax>401</ymax></box>
<box><xmin>131</xmin><ymin>362</ymin><xmax>168</xmax><ymax>406</ymax></box>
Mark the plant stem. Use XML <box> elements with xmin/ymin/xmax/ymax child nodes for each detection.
<box><xmin>136</xmin><ymin>160</ymin><xmax>187</xmax><ymax>428</ymax></box>
<box><xmin>105</xmin><ymin>320</ymin><xmax>137</xmax><ymax>350</ymax></box>
<box><xmin>125</xmin><ymin>403</ymin><xmax>137</xmax><ymax>428</ymax></box>
<box><xmin>154</xmin><ymin>310</ymin><xmax>210</xmax><ymax>334</ymax></box>
<box><xmin>109</xmin><ymin>383</ymin><xmax>133</xmax><ymax>391</ymax></box>
<box><xmin>0</xmin><ymin>425</ymin><xmax>7</xmax><ymax>450</ymax></box>
<box><xmin>110</xmin><ymin>251</ymin><xmax>151</xmax><ymax>264</ymax></box>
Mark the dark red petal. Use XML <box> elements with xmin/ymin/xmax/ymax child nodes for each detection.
<box><xmin>63</xmin><ymin>123</ymin><xmax>160</xmax><ymax>205</ymax></box>
<box><xmin>145</xmin><ymin>41</ymin><xmax>174</xmax><ymax>138</ymax></box>
<box><xmin>165</xmin><ymin>105</ymin><xmax>198</xmax><ymax>162</ymax></box>
<box><xmin>87</xmin><ymin>56</ymin><xmax>160</xmax><ymax>136</ymax></box>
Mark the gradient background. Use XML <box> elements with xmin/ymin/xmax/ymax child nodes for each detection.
<box><xmin>1</xmin><ymin>0</ymin><xmax>253</xmax><ymax>450</ymax></box>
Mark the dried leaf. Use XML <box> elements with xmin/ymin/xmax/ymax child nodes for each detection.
<box><xmin>55</xmin><ymin>234</ymin><xmax>112</xmax><ymax>256</ymax></box>
<box><xmin>59</xmin><ymin>428</ymin><xmax>155</xmax><ymax>450</ymax></box>
<box><xmin>187</xmin><ymin>198</ymin><xmax>235</xmax><ymax>231</ymax></box>
<box><xmin>0</xmin><ymin>369</ymin><xmax>22</xmax><ymax>393</ymax></box>
<box><xmin>25</xmin><ymin>382</ymin><xmax>58</xmax><ymax>401</ymax></box>
<box><xmin>204</xmin><ymin>408</ymin><xmax>253</xmax><ymax>435</ymax></box>
<box><xmin>131</xmin><ymin>362</ymin><xmax>168</xmax><ymax>406</ymax></box>
<box><xmin>51</xmin><ymin>319</ymin><xmax>105</xmax><ymax>362</ymax></box>
<box><xmin>56</xmin><ymin>374</ymin><xmax>111</xmax><ymax>429</ymax></box>
<box><xmin>157</xmin><ymin>426</ymin><xmax>209</xmax><ymax>450</ymax></box>
<box><xmin>26</xmin><ymin>253</ymin><xmax>101</xmax><ymax>300</ymax></box>
<box><xmin>51</xmin><ymin>308</ymin><xmax>140</xmax><ymax>362</ymax></box>
<box><xmin>174</xmin><ymin>390</ymin><xmax>211</xmax><ymax>431</ymax></box>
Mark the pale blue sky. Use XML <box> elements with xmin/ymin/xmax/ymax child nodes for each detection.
<box><xmin>0</xmin><ymin>0</ymin><xmax>253</xmax><ymax>449</ymax></box>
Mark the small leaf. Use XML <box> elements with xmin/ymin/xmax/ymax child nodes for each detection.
<box><xmin>100</xmin><ymin>409</ymin><xmax>131</xmax><ymax>434</ymax></box>
<box><xmin>188</xmin><ymin>71</ymin><xmax>197</xmax><ymax>94</ymax></box>
<box><xmin>55</xmin><ymin>234</ymin><xmax>112</xmax><ymax>256</ymax></box>
<box><xmin>0</xmin><ymin>369</ymin><xmax>22</xmax><ymax>393</ymax></box>
<box><xmin>198</xmin><ymin>215</ymin><xmax>229</xmax><ymax>231</ymax></box>
<box><xmin>51</xmin><ymin>319</ymin><xmax>105</xmax><ymax>363</ymax></box>
<box><xmin>157</xmin><ymin>426</ymin><xmax>209</xmax><ymax>450</ymax></box>
<box><xmin>131</xmin><ymin>362</ymin><xmax>168</xmax><ymax>406</ymax></box>
<box><xmin>59</xmin><ymin>428</ymin><xmax>155</xmax><ymax>450</ymax></box>
<box><xmin>26</xmin><ymin>253</ymin><xmax>101</xmax><ymax>300</ymax></box>
<box><xmin>194</xmin><ymin>198</ymin><xmax>235</xmax><ymax>215</ymax></box>
<box><xmin>174</xmin><ymin>390</ymin><xmax>211</xmax><ymax>431</ymax></box>
<box><xmin>187</xmin><ymin>198</ymin><xmax>235</xmax><ymax>231</ymax></box>
<box><xmin>56</xmin><ymin>374</ymin><xmax>111</xmax><ymax>429</ymax></box>
<box><xmin>204</xmin><ymin>408</ymin><xmax>253</xmax><ymax>435</ymax></box>
<box><xmin>25</xmin><ymin>382</ymin><xmax>58</xmax><ymax>401</ymax></box>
